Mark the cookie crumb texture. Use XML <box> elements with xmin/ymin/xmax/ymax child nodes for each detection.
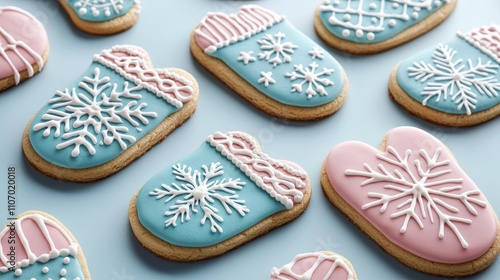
<box><xmin>130</xmin><ymin>131</ymin><xmax>311</xmax><ymax>261</ymax></box>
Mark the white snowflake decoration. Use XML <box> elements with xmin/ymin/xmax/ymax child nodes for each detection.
<box><xmin>258</xmin><ymin>71</ymin><xmax>276</xmax><ymax>87</ymax></box>
<box><xmin>285</xmin><ymin>61</ymin><xmax>334</xmax><ymax>99</ymax></box>
<box><xmin>408</xmin><ymin>44</ymin><xmax>500</xmax><ymax>115</ymax></box>
<box><xmin>258</xmin><ymin>32</ymin><xmax>298</xmax><ymax>67</ymax></box>
<box><xmin>33</xmin><ymin>67</ymin><xmax>157</xmax><ymax>157</ymax></box>
<box><xmin>345</xmin><ymin>146</ymin><xmax>487</xmax><ymax>248</ymax></box>
<box><xmin>149</xmin><ymin>162</ymin><xmax>249</xmax><ymax>233</ymax></box>
<box><xmin>237</xmin><ymin>51</ymin><xmax>256</xmax><ymax>64</ymax></box>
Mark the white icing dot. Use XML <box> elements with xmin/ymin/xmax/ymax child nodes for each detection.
<box><xmin>343</xmin><ymin>14</ymin><xmax>351</xmax><ymax>21</ymax></box>
<box><xmin>333</xmin><ymin>0</ymin><xmax>340</xmax><ymax>5</ymax></box>
<box><xmin>434</xmin><ymin>0</ymin><xmax>442</xmax><ymax>6</ymax></box>
<box><xmin>60</xmin><ymin>268</ymin><xmax>67</xmax><ymax>276</ymax></box>
<box><xmin>341</xmin><ymin>29</ymin><xmax>350</xmax><ymax>37</ymax></box>
<box><xmin>412</xmin><ymin>12</ymin><xmax>419</xmax><ymax>19</ymax></box>
<box><xmin>15</xmin><ymin>268</ymin><xmax>22</xmax><ymax>276</ymax></box>
<box><xmin>369</xmin><ymin>3</ymin><xmax>377</xmax><ymax>10</ymax></box>
<box><xmin>392</xmin><ymin>3</ymin><xmax>399</xmax><ymax>8</ymax></box>
<box><xmin>42</xmin><ymin>266</ymin><xmax>49</xmax><ymax>273</ymax></box>
<box><xmin>79</xmin><ymin>7</ymin><xmax>87</xmax><ymax>15</ymax></box>
<box><xmin>388</xmin><ymin>19</ymin><xmax>397</xmax><ymax>27</ymax></box>
<box><xmin>367</xmin><ymin>32</ymin><xmax>375</xmax><ymax>41</ymax></box>
<box><xmin>371</xmin><ymin>17</ymin><xmax>378</xmax><ymax>24</ymax></box>
<box><xmin>355</xmin><ymin>29</ymin><xmax>363</xmax><ymax>38</ymax></box>
<box><xmin>63</xmin><ymin>257</ymin><xmax>71</xmax><ymax>264</ymax></box>
<box><xmin>92</xmin><ymin>9</ymin><xmax>100</xmax><ymax>17</ymax></box>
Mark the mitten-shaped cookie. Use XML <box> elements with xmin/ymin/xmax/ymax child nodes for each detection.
<box><xmin>321</xmin><ymin>126</ymin><xmax>500</xmax><ymax>277</ymax></box>
<box><xmin>129</xmin><ymin>131</ymin><xmax>311</xmax><ymax>261</ymax></box>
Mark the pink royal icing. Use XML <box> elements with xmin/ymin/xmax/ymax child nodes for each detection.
<box><xmin>271</xmin><ymin>252</ymin><xmax>354</xmax><ymax>280</ymax></box>
<box><xmin>93</xmin><ymin>45</ymin><xmax>195</xmax><ymax>109</ymax></box>
<box><xmin>207</xmin><ymin>131</ymin><xmax>308</xmax><ymax>209</ymax></box>
<box><xmin>0</xmin><ymin>6</ymin><xmax>48</xmax><ymax>84</ymax></box>
<box><xmin>324</xmin><ymin>126</ymin><xmax>498</xmax><ymax>264</ymax></box>
<box><xmin>0</xmin><ymin>213</ymin><xmax>78</xmax><ymax>272</ymax></box>
<box><xmin>193</xmin><ymin>5</ymin><xmax>284</xmax><ymax>53</ymax></box>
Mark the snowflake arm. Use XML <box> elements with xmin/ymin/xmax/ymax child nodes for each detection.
<box><xmin>408</xmin><ymin>43</ymin><xmax>500</xmax><ymax>115</ymax></box>
<box><xmin>258</xmin><ymin>32</ymin><xmax>298</xmax><ymax>67</ymax></box>
<box><xmin>285</xmin><ymin>62</ymin><xmax>334</xmax><ymax>99</ymax></box>
<box><xmin>237</xmin><ymin>51</ymin><xmax>256</xmax><ymax>64</ymax></box>
<box><xmin>150</xmin><ymin>162</ymin><xmax>248</xmax><ymax>233</ymax></box>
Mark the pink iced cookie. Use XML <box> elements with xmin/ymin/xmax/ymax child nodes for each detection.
<box><xmin>0</xmin><ymin>211</ymin><xmax>90</xmax><ymax>279</ymax></box>
<box><xmin>271</xmin><ymin>251</ymin><xmax>357</xmax><ymax>280</ymax></box>
<box><xmin>321</xmin><ymin>126</ymin><xmax>500</xmax><ymax>277</ymax></box>
<box><xmin>0</xmin><ymin>6</ymin><xmax>49</xmax><ymax>92</ymax></box>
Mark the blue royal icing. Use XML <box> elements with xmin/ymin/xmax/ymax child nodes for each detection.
<box><xmin>318</xmin><ymin>0</ymin><xmax>451</xmax><ymax>44</ymax></box>
<box><xmin>29</xmin><ymin>45</ymin><xmax>194</xmax><ymax>169</ymax></box>
<box><xmin>396</xmin><ymin>33</ymin><xmax>500</xmax><ymax>115</ymax></box>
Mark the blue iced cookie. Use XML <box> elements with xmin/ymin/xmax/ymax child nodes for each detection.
<box><xmin>59</xmin><ymin>0</ymin><xmax>141</xmax><ymax>35</ymax></box>
<box><xmin>23</xmin><ymin>45</ymin><xmax>198</xmax><ymax>182</ymax></box>
<box><xmin>191</xmin><ymin>5</ymin><xmax>348</xmax><ymax>121</ymax></box>
<box><xmin>129</xmin><ymin>131</ymin><xmax>311</xmax><ymax>261</ymax></box>
<box><xmin>0</xmin><ymin>211</ymin><xmax>90</xmax><ymax>280</ymax></box>
<box><xmin>314</xmin><ymin>0</ymin><xmax>457</xmax><ymax>54</ymax></box>
<box><xmin>390</xmin><ymin>25</ymin><xmax>500</xmax><ymax>126</ymax></box>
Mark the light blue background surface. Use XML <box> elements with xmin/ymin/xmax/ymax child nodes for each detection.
<box><xmin>1</xmin><ymin>1</ymin><xmax>499</xmax><ymax>279</ymax></box>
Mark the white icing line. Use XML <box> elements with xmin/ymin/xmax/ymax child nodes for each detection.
<box><xmin>93</xmin><ymin>45</ymin><xmax>195</xmax><ymax>109</ymax></box>
<box><xmin>457</xmin><ymin>25</ymin><xmax>500</xmax><ymax>65</ymax></box>
<box><xmin>194</xmin><ymin>5</ymin><xmax>284</xmax><ymax>53</ymax></box>
<box><xmin>0</xmin><ymin>214</ymin><xmax>78</xmax><ymax>272</ymax></box>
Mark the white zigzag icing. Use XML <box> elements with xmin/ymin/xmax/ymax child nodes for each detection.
<box><xmin>207</xmin><ymin>131</ymin><xmax>307</xmax><ymax>209</ymax></box>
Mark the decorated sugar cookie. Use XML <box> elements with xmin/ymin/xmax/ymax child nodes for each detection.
<box><xmin>0</xmin><ymin>6</ymin><xmax>49</xmax><ymax>92</ymax></box>
<box><xmin>314</xmin><ymin>0</ymin><xmax>457</xmax><ymax>54</ymax></box>
<box><xmin>390</xmin><ymin>25</ymin><xmax>500</xmax><ymax>126</ymax></box>
<box><xmin>59</xmin><ymin>0</ymin><xmax>141</xmax><ymax>35</ymax></box>
<box><xmin>23</xmin><ymin>45</ymin><xmax>198</xmax><ymax>182</ymax></box>
<box><xmin>129</xmin><ymin>131</ymin><xmax>311</xmax><ymax>261</ymax></box>
<box><xmin>191</xmin><ymin>5</ymin><xmax>348</xmax><ymax>121</ymax></box>
<box><xmin>271</xmin><ymin>251</ymin><xmax>357</xmax><ymax>280</ymax></box>
<box><xmin>0</xmin><ymin>211</ymin><xmax>90</xmax><ymax>279</ymax></box>
<box><xmin>321</xmin><ymin>126</ymin><xmax>500</xmax><ymax>277</ymax></box>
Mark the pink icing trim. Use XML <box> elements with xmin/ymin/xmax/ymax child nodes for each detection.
<box><xmin>458</xmin><ymin>24</ymin><xmax>500</xmax><ymax>64</ymax></box>
<box><xmin>194</xmin><ymin>5</ymin><xmax>283</xmax><ymax>53</ymax></box>
<box><xmin>0</xmin><ymin>213</ymin><xmax>77</xmax><ymax>272</ymax></box>
<box><xmin>0</xmin><ymin>6</ymin><xmax>48</xmax><ymax>84</ymax></box>
<box><xmin>271</xmin><ymin>252</ymin><xmax>354</xmax><ymax>280</ymax></box>
<box><xmin>325</xmin><ymin>126</ymin><xmax>498</xmax><ymax>264</ymax></box>
<box><xmin>207</xmin><ymin>131</ymin><xmax>308</xmax><ymax>209</ymax></box>
<box><xmin>93</xmin><ymin>45</ymin><xmax>195</xmax><ymax>109</ymax></box>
